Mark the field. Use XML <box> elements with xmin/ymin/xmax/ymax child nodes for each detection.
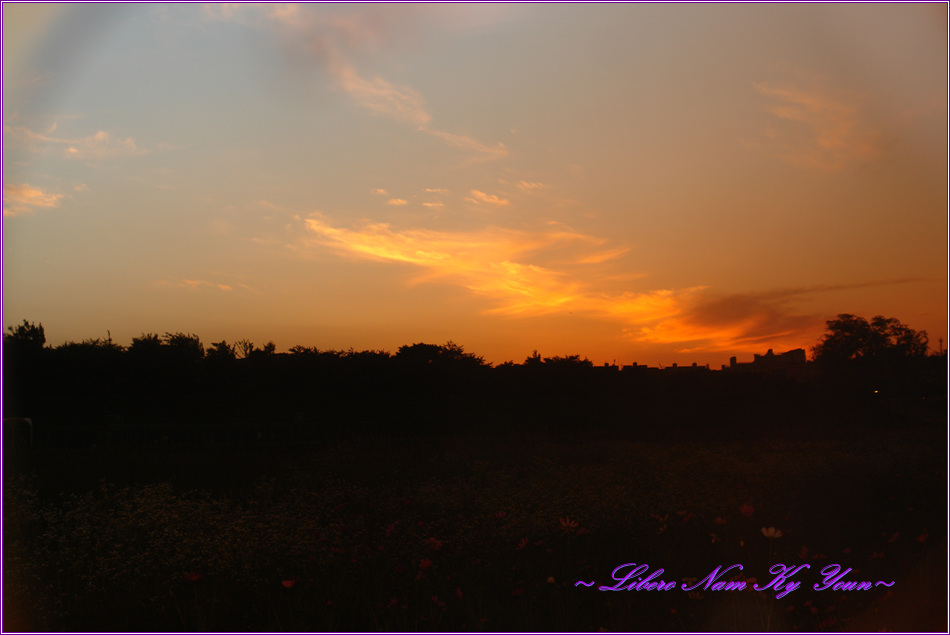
<box><xmin>3</xmin><ymin>415</ymin><xmax>945</xmax><ymax>632</ymax></box>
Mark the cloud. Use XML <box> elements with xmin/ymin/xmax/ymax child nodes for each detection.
<box><xmin>330</xmin><ymin>59</ymin><xmax>431</xmax><ymax>127</ymax></box>
<box><xmin>4</xmin><ymin>125</ymin><xmax>147</xmax><ymax>159</ymax></box>
<box><xmin>371</xmin><ymin>188</ymin><xmax>388</xmax><ymax>195</ymax></box>
<box><xmin>387</xmin><ymin>198</ymin><xmax>408</xmax><ymax>206</ymax></box>
<box><xmin>422</xmin><ymin>202</ymin><xmax>443</xmax><ymax>208</ymax></box>
<box><xmin>466</xmin><ymin>190</ymin><xmax>509</xmax><ymax>206</ymax></box>
<box><xmin>753</xmin><ymin>81</ymin><xmax>881</xmax><ymax>170</ymax></box>
<box><xmin>423</xmin><ymin>188</ymin><xmax>448</xmax><ymax>193</ymax></box>
<box><xmin>635</xmin><ymin>291</ymin><xmax>821</xmax><ymax>352</ymax></box>
<box><xmin>516</xmin><ymin>181</ymin><xmax>546</xmax><ymax>190</ymax></box>
<box><xmin>208</xmin><ymin>4</ymin><xmax>507</xmax><ymax>159</ymax></box>
<box><xmin>158</xmin><ymin>278</ymin><xmax>252</xmax><ymax>292</ymax></box>
<box><xmin>301</xmin><ymin>217</ymin><xmax>918</xmax><ymax>354</ymax></box>
<box><xmin>302</xmin><ymin>215</ymin><xmax>690</xmax><ymax>323</ymax></box>
<box><xmin>3</xmin><ymin>183</ymin><xmax>63</xmax><ymax>217</ymax></box>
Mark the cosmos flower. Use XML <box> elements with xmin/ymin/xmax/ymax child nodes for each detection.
<box><xmin>762</xmin><ymin>527</ymin><xmax>783</xmax><ymax>539</ymax></box>
<box><xmin>282</xmin><ymin>579</ymin><xmax>298</xmax><ymax>588</ymax></box>
<box><xmin>560</xmin><ymin>516</ymin><xmax>579</xmax><ymax>530</ymax></box>
<box><xmin>184</xmin><ymin>572</ymin><xmax>202</xmax><ymax>581</ymax></box>
<box><xmin>739</xmin><ymin>504</ymin><xmax>754</xmax><ymax>517</ymax></box>
<box><xmin>419</xmin><ymin>558</ymin><xmax>433</xmax><ymax>570</ymax></box>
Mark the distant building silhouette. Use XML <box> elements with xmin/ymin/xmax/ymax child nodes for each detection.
<box><xmin>722</xmin><ymin>348</ymin><xmax>808</xmax><ymax>374</ymax></box>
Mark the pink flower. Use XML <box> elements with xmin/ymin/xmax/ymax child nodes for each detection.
<box><xmin>739</xmin><ymin>504</ymin><xmax>754</xmax><ymax>517</ymax></box>
<box><xmin>419</xmin><ymin>558</ymin><xmax>433</xmax><ymax>570</ymax></box>
<box><xmin>714</xmin><ymin>516</ymin><xmax>727</xmax><ymax>525</ymax></box>
<box><xmin>517</xmin><ymin>537</ymin><xmax>528</xmax><ymax>551</ymax></box>
<box><xmin>495</xmin><ymin>511</ymin><xmax>507</xmax><ymax>519</ymax></box>
<box><xmin>560</xmin><ymin>516</ymin><xmax>579</xmax><ymax>531</ymax></box>
<box><xmin>184</xmin><ymin>572</ymin><xmax>202</xmax><ymax>582</ymax></box>
<box><xmin>281</xmin><ymin>579</ymin><xmax>298</xmax><ymax>588</ymax></box>
<box><xmin>424</xmin><ymin>537</ymin><xmax>442</xmax><ymax>551</ymax></box>
<box><xmin>431</xmin><ymin>595</ymin><xmax>445</xmax><ymax>608</ymax></box>
<box><xmin>916</xmin><ymin>532</ymin><xmax>929</xmax><ymax>543</ymax></box>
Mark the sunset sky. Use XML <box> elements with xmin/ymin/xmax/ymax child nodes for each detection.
<box><xmin>3</xmin><ymin>3</ymin><xmax>947</xmax><ymax>367</ymax></box>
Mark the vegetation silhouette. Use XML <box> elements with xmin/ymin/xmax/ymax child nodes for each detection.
<box><xmin>2</xmin><ymin>315</ymin><xmax>944</xmax><ymax>447</ymax></box>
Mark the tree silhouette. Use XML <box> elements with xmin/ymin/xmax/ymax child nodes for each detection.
<box><xmin>812</xmin><ymin>314</ymin><xmax>928</xmax><ymax>365</ymax></box>
<box><xmin>4</xmin><ymin>320</ymin><xmax>46</xmax><ymax>351</ymax></box>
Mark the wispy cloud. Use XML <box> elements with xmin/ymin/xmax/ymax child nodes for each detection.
<box><xmin>4</xmin><ymin>125</ymin><xmax>147</xmax><ymax>160</ymax></box>
<box><xmin>301</xmin><ymin>216</ymin><xmax>910</xmax><ymax>353</ymax></box>
<box><xmin>302</xmin><ymin>215</ymin><xmax>691</xmax><ymax>323</ymax></box>
<box><xmin>3</xmin><ymin>183</ymin><xmax>63</xmax><ymax>217</ymax></box>
<box><xmin>753</xmin><ymin>80</ymin><xmax>881</xmax><ymax>170</ymax></box>
<box><xmin>157</xmin><ymin>278</ymin><xmax>253</xmax><ymax>292</ymax></box>
<box><xmin>516</xmin><ymin>180</ymin><xmax>546</xmax><ymax>190</ymax></box>
<box><xmin>635</xmin><ymin>291</ymin><xmax>820</xmax><ymax>353</ymax></box>
<box><xmin>466</xmin><ymin>190</ymin><xmax>509</xmax><ymax>206</ymax></box>
<box><xmin>207</xmin><ymin>4</ymin><xmax>507</xmax><ymax>159</ymax></box>
<box><xmin>387</xmin><ymin>198</ymin><xmax>408</xmax><ymax>206</ymax></box>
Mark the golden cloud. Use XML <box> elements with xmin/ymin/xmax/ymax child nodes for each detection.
<box><xmin>301</xmin><ymin>216</ymin><xmax>834</xmax><ymax>353</ymax></box>
<box><xmin>302</xmin><ymin>216</ymin><xmax>696</xmax><ymax>324</ymax></box>
<box><xmin>467</xmin><ymin>190</ymin><xmax>509</xmax><ymax>206</ymax></box>
<box><xmin>3</xmin><ymin>183</ymin><xmax>63</xmax><ymax>217</ymax></box>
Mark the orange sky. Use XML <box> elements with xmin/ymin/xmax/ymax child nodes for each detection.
<box><xmin>3</xmin><ymin>3</ymin><xmax>947</xmax><ymax>366</ymax></box>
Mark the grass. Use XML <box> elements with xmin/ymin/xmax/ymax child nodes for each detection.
<box><xmin>3</xmin><ymin>416</ymin><xmax>945</xmax><ymax>631</ymax></box>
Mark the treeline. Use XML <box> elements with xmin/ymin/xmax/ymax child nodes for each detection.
<box><xmin>2</xmin><ymin>321</ymin><xmax>945</xmax><ymax>443</ymax></box>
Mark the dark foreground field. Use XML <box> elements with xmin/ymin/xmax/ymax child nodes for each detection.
<box><xmin>3</xmin><ymin>415</ymin><xmax>946</xmax><ymax>632</ymax></box>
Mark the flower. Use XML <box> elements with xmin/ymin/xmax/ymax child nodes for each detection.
<box><xmin>547</xmin><ymin>576</ymin><xmax>556</xmax><ymax>584</ymax></box>
<box><xmin>517</xmin><ymin>537</ymin><xmax>528</xmax><ymax>551</ymax></box>
<box><xmin>281</xmin><ymin>579</ymin><xmax>298</xmax><ymax>588</ymax></box>
<box><xmin>762</xmin><ymin>526</ymin><xmax>783</xmax><ymax>539</ymax></box>
<box><xmin>560</xmin><ymin>516</ymin><xmax>579</xmax><ymax>531</ymax></box>
<box><xmin>511</xmin><ymin>588</ymin><xmax>524</xmax><ymax>597</ymax></box>
<box><xmin>424</xmin><ymin>537</ymin><xmax>443</xmax><ymax>551</ymax></box>
<box><xmin>455</xmin><ymin>587</ymin><xmax>463</xmax><ymax>599</ymax></box>
<box><xmin>495</xmin><ymin>511</ymin><xmax>507</xmax><ymax>519</ymax></box>
<box><xmin>184</xmin><ymin>572</ymin><xmax>202</xmax><ymax>581</ymax></box>
<box><xmin>709</xmin><ymin>533</ymin><xmax>721</xmax><ymax>544</ymax></box>
<box><xmin>714</xmin><ymin>516</ymin><xmax>727</xmax><ymax>525</ymax></box>
<box><xmin>419</xmin><ymin>558</ymin><xmax>433</xmax><ymax>570</ymax></box>
<box><xmin>739</xmin><ymin>504</ymin><xmax>754</xmax><ymax>517</ymax></box>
